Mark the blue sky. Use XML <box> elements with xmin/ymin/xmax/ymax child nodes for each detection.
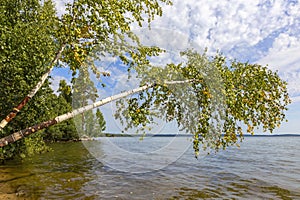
<box><xmin>52</xmin><ymin>0</ymin><xmax>300</xmax><ymax>134</ymax></box>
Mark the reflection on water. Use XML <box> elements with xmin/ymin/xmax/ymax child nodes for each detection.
<box><xmin>83</xmin><ymin>136</ymin><xmax>192</xmax><ymax>173</ymax></box>
<box><xmin>0</xmin><ymin>137</ymin><xmax>299</xmax><ymax>199</ymax></box>
<box><xmin>0</xmin><ymin>142</ymin><xmax>101</xmax><ymax>199</ymax></box>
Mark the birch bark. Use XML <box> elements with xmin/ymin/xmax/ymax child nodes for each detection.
<box><xmin>0</xmin><ymin>80</ymin><xmax>192</xmax><ymax>147</ymax></box>
<box><xmin>0</xmin><ymin>44</ymin><xmax>66</xmax><ymax>131</ymax></box>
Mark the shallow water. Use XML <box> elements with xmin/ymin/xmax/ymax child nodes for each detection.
<box><xmin>0</xmin><ymin>136</ymin><xmax>299</xmax><ymax>199</ymax></box>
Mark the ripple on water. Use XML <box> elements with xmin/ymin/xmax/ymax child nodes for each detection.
<box><xmin>0</xmin><ymin>137</ymin><xmax>299</xmax><ymax>199</ymax></box>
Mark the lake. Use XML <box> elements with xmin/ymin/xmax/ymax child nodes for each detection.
<box><xmin>0</xmin><ymin>136</ymin><xmax>299</xmax><ymax>199</ymax></box>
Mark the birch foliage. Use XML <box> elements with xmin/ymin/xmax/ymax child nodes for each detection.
<box><xmin>115</xmin><ymin>50</ymin><xmax>291</xmax><ymax>157</ymax></box>
<box><xmin>0</xmin><ymin>0</ymin><xmax>58</xmax><ymax>160</ymax></box>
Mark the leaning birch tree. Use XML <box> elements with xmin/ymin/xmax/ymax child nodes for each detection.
<box><xmin>0</xmin><ymin>50</ymin><xmax>291</xmax><ymax>158</ymax></box>
<box><xmin>0</xmin><ymin>0</ymin><xmax>291</xmax><ymax>160</ymax></box>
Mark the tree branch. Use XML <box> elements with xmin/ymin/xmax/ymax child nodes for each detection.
<box><xmin>0</xmin><ymin>80</ymin><xmax>194</xmax><ymax>147</ymax></box>
<box><xmin>0</xmin><ymin>44</ymin><xmax>66</xmax><ymax>131</ymax></box>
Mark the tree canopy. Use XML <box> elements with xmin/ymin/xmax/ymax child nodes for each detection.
<box><xmin>0</xmin><ymin>0</ymin><xmax>59</xmax><ymax>160</ymax></box>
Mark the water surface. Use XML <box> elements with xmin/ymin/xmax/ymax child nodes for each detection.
<box><xmin>0</xmin><ymin>136</ymin><xmax>299</xmax><ymax>199</ymax></box>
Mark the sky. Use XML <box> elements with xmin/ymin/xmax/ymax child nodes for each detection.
<box><xmin>52</xmin><ymin>0</ymin><xmax>300</xmax><ymax>134</ymax></box>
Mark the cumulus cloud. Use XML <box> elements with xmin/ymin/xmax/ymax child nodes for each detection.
<box><xmin>152</xmin><ymin>1</ymin><xmax>300</xmax><ymax>56</ymax></box>
<box><xmin>258</xmin><ymin>46</ymin><xmax>300</xmax><ymax>103</ymax></box>
<box><xmin>50</xmin><ymin>75</ymin><xmax>71</xmax><ymax>95</ymax></box>
<box><xmin>52</xmin><ymin>0</ymin><xmax>70</xmax><ymax>16</ymax></box>
<box><xmin>53</xmin><ymin>0</ymin><xmax>300</xmax><ymax>63</ymax></box>
<box><xmin>152</xmin><ymin>0</ymin><xmax>300</xmax><ymax>107</ymax></box>
<box><xmin>259</xmin><ymin>46</ymin><xmax>300</xmax><ymax>71</ymax></box>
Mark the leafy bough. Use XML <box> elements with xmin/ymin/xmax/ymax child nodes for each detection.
<box><xmin>0</xmin><ymin>51</ymin><xmax>291</xmax><ymax>157</ymax></box>
<box><xmin>114</xmin><ymin>50</ymin><xmax>291</xmax><ymax>156</ymax></box>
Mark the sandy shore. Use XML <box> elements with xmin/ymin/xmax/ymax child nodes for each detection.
<box><xmin>0</xmin><ymin>171</ymin><xmax>30</xmax><ymax>199</ymax></box>
<box><xmin>0</xmin><ymin>194</ymin><xmax>18</xmax><ymax>200</ymax></box>
<box><xmin>0</xmin><ymin>188</ymin><xmax>31</xmax><ymax>200</ymax></box>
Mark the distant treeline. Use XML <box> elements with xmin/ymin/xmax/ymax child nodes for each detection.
<box><xmin>99</xmin><ymin>133</ymin><xmax>300</xmax><ymax>137</ymax></box>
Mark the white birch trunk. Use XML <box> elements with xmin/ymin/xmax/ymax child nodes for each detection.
<box><xmin>0</xmin><ymin>80</ymin><xmax>194</xmax><ymax>146</ymax></box>
<box><xmin>0</xmin><ymin>44</ymin><xmax>66</xmax><ymax>131</ymax></box>
<box><xmin>55</xmin><ymin>83</ymin><xmax>155</xmax><ymax>123</ymax></box>
<box><xmin>29</xmin><ymin>44</ymin><xmax>66</xmax><ymax>97</ymax></box>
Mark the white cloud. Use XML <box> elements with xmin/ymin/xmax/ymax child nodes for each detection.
<box><xmin>52</xmin><ymin>0</ymin><xmax>70</xmax><ymax>16</ymax></box>
<box><xmin>291</xmin><ymin>96</ymin><xmax>300</xmax><ymax>103</ymax></box>
<box><xmin>267</xmin><ymin>33</ymin><xmax>300</xmax><ymax>57</ymax></box>
<box><xmin>151</xmin><ymin>0</ymin><xmax>300</xmax><ymax>58</ymax></box>
<box><xmin>259</xmin><ymin>46</ymin><xmax>300</xmax><ymax>71</ymax></box>
<box><xmin>50</xmin><ymin>75</ymin><xmax>70</xmax><ymax>95</ymax></box>
<box><xmin>53</xmin><ymin>0</ymin><xmax>300</xmax><ymax>62</ymax></box>
<box><xmin>258</xmin><ymin>46</ymin><xmax>300</xmax><ymax>103</ymax></box>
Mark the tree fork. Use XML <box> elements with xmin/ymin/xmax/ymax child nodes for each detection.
<box><xmin>0</xmin><ymin>44</ymin><xmax>66</xmax><ymax>131</ymax></box>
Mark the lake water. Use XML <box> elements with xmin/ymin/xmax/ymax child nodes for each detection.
<box><xmin>0</xmin><ymin>136</ymin><xmax>299</xmax><ymax>199</ymax></box>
